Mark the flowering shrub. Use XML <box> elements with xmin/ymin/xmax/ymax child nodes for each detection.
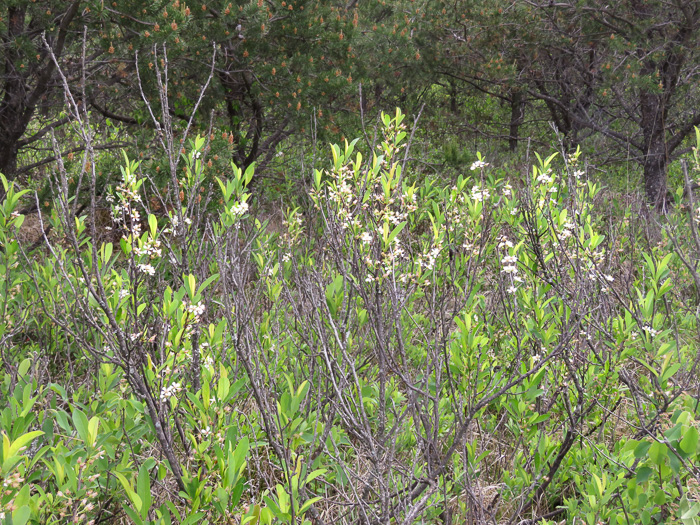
<box><xmin>1</xmin><ymin>113</ymin><xmax>700</xmax><ymax>525</ymax></box>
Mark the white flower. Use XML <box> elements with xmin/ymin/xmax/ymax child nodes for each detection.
<box><xmin>498</xmin><ymin>239</ymin><xmax>514</xmax><ymax>249</ymax></box>
<box><xmin>185</xmin><ymin>301</ymin><xmax>205</xmax><ymax>318</ymax></box>
<box><xmin>230</xmin><ymin>200</ymin><xmax>249</xmax><ymax>216</ymax></box>
<box><xmin>537</xmin><ymin>172</ymin><xmax>554</xmax><ymax>184</ymax></box>
<box><xmin>642</xmin><ymin>325</ymin><xmax>659</xmax><ymax>337</ymax></box>
<box><xmin>470</xmin><ymin>160</ymin><xmax>489</xmax><ymax>171</ymax></box>
<box><xmin>501</xmin><ymin>254</ymin><xmax>519</xmax><ymax>275</ymax></box>
<box><xmin>360</xmin><ymin>231</ymin><xmax>373</xmax><ymax>244</ymax></box>
<box><xmin>160</xmin><ymin>382</ymin><xmax>182</xmax><ymax>402</ymax></box>
<box><xmin>470</xmin><ymin>185</ymin><xmax>490</xmax><ymax>202</ymax></box>
<box><xmin>138</xmin><ymin>263</ymin><xmax>156</xmax><ymax>275</ymax></box>
<box><xmin>506</xmin><ymin>286</ymin><xmax>517</xmax><ymax>294</ymax></box>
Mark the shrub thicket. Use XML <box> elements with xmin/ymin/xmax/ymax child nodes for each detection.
<box><xmin>1</xmin><ymin>111</ymin><xmax>700</xmax><ymax>525</ymax></box>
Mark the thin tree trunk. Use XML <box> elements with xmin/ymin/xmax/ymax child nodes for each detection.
<box><xmin>640</xmin><ymin>81</ymin><xmax>670</xmax><ymax>210</ymax></box>
<box><xmin>509</xmin><ymin>89</ymin><xmax>524</xmax><ymax>152</ymax></box>
<box><xmin>643</xmin><ymin>141</ymin><xmax>670</xmax><ymax>211</ymax></box>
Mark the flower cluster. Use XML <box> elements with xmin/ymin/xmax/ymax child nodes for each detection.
<box><xmin>230</xmin><ymin>200</ymin><xmax>249</xmax><ymax>217</ymax></box>
<box><xmin>137</xmin><ymin>263</ymin><xmax>156</xmax><ymax>276</ymax></box>
<box><xmin>200</xmin><ymin>425</ymin><xmax>226</xmax><ymax>445</ymax></box>
<box><xmin>134</xmin><ymin>237</ymin><xmax>162</xmax><ymax>258</ymax></box>
<box><xmin>185</xmin><ymin>301</ymin><xmax>205</xmax><ymax>322</ymax></box>
<box><xmin>160</xmin><ymin>381</ymin><xmax>182</xmax><ymax>402</ymax></box>
<box><xmin>642</xmin><ymin>325</ymin><xmax>660</xmax><ymax>338</ymax></box>
<box><xmin>313</xmin><ymin>119</ymin><xmax>418</xmax><ymax>282</ymax></box>
<box><xmin>501</xmin><ymin>254</ymin><xmax>518</xmax><ymax>275</ymax></box>
<box><xmin>536</xmin><ymin>169</ymin><xmax>555</xmax><ymax>185</ymax></box>
<box><xmin>558</xmin><ymin>221</ymin><xmax>577</xmax><ymax>240</ymax></box>
<box><xmin>421</xmin><ymin>241</ymin><xmax>442</xmax><ymax>271</ymax></box>
<box><xmin>107</xmin><ymin>159</ymin><xmax>144</xmax><ymax>241</ymax></box>
<box><xmin>500</xmin><ymin>242</ymin><xmax>524</xmax><ymax>294</ymax></box>
<box><xmin>470</xmin><ymin>185</ymin><xmax>490</xmax><ymax>203</ymax></box>
<box><xmin>171</xmin><ymin>213</ymin><xmax>192</xmax><ymax>228</ymax></box>
<box><xmin>163</xmin><ymin>212</ymin><xmax>193</xmax><ymax>236</ymax></box>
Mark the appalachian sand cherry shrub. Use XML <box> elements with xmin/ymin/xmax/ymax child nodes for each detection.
<box><xmin>1</xmin><ymin>114</ymin><xmax>700</xmax><ymax>525</ymax></box>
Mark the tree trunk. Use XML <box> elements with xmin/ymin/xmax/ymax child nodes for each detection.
<box><xmin>0</xmin><ymin>2</ymin><xmax>81</xmax><ymax>189</ymax></box>
<box><xmin>0</xmin><ymin>135</ymin><xmax>19</xmax><ymax>202</ymax></box>
<box><xmin>643</xmin><ymin>144</ymin><xmax>670</xmax><ymax>212</ymax></box>
<box><xmin>640</xmin><ymin>81</ymin><xmax>671</xmax><ymax>210</ymax></box>
<box><xmin>0</xmin><ymin>139</ymin><xmax>18</xmax><ymax>178</ymax></box>
<box><xmin>449</xmin><ymin>82</ymin><xmax>458</xmax><ymax>114</ymax></box>
<box><xmin>509</xmin><ymin>89</ymin><xmax>524</xmax><ymax>152</ymax></box>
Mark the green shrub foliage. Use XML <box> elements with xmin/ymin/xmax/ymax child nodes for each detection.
<box><xmin>1</xmin><ymin>112</ymin><xmax>700</xmax><ymax>525</ymax></box>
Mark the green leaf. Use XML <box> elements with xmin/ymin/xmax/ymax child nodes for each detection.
<box><xmin>217</xmin><ymin>374</ymin><xmax>230</xmax><ymax>401</ymax></box>
<box><xmin>103</xmin><ymin>242</ymin><xmax>113</xmax><ymax>264</ymax></box>
<box><xmin>636</xmin><ymin>466</ymin><xmax>653</xmax><ymax>484</ymax></box>
<box><xmin>148</xmin><ymin>214</ymin><xmax>158</xmax><ymax>237</ymax></box>
<box><xmin>197</xmin><ymin>273</ymin><xmax>219</xmax><ymax>299</ymax></box>
<box><xmin>665</xmin><ymin>423</ymin><xmax>683</xmax><ymax>442</ymax></box>
<box><xmin>633</xmin><ymin>441</ymin><xmax>651</xmax><ymax>458</ymax></box>
<box><xmin>682</xmin><ymin>501</ymin><xmax>700</xmax><ymax>520</ymax></box>
<box><xmin>181</xmin><ymin>512</ymin><xmax>206</xmax><ymax>525</ymax></box>
<box><xmin>305</xmin><ymin>468</ymin><xmax>327</xmax><ymax>485</ymax></box>
<box><xmin>231</xmin><ymin>480</ymin><xmax>245</xmax><ymax>507</ymax></box>
<box><xmin>298</xmin><ymin>496</ymin><xmax>322</xmax><ymax>515</ymax></box>
<box><xmin>7</xmin><ymin>430</ymin><xmax>44</xmax><ymax>459</ymax></box>
<box><xmin>124</xmin><ymin>506</ymin><xmax>145</xmax><ymax>525</ymax></box>
<box><xmin>654</xmin><ymin>488</ymin><xmax>666</xmax><ymax>505</ymax></box>
<box><xmin>11</xmin><ymin>506</ymin><xmax>30</xmax><ymax>525</ymax></box>
<box><xmin>115</xmin><ymin>471</ymin><xmax>143</xmax><ymax>512</ymax></box>
<box><xmin>232</xmin><ymin>436</ymin><xmax>249</xmax><ymax>474</ymax></box>
<box><xmin>185</xmin><ymin>274</ymin><xmax>196</xmax><ymax>299</ymax></box>
<box><xmin>244</xmin><ymin>162</ymin><xmax>256</xmax><ymax>186</ymax></box>
<box><xmin>648</xmin><ymin>441</ymin><xmax>667</xmax><ymax>465</ymax></box>
<box><xmin>661</xmin><ymin>363</ymin><xmax>681</xmax><ymax>383</ymax></box>
<box><xmin>680</xmin><ymin>426</ymin><xmax>699</xmax><ymax>454</ymax></box>
<box><xmin>87</xmin><ymin>416</ymin><xmax>100</xmax><ymax>447</ymax></box>
<box><xmin>17</xmin><ymin>359</ymin><xmax>31</xmax><ymax>378</ymax></box>
<box><xmin>138</xmin><ymin>459</ymin><xmax>154</xmax><ymax>519</ymax></box>
<box><xmin>386</xmin><ymin>221</ymin><xmax>407</xmax><ymax>246</ymax></box>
